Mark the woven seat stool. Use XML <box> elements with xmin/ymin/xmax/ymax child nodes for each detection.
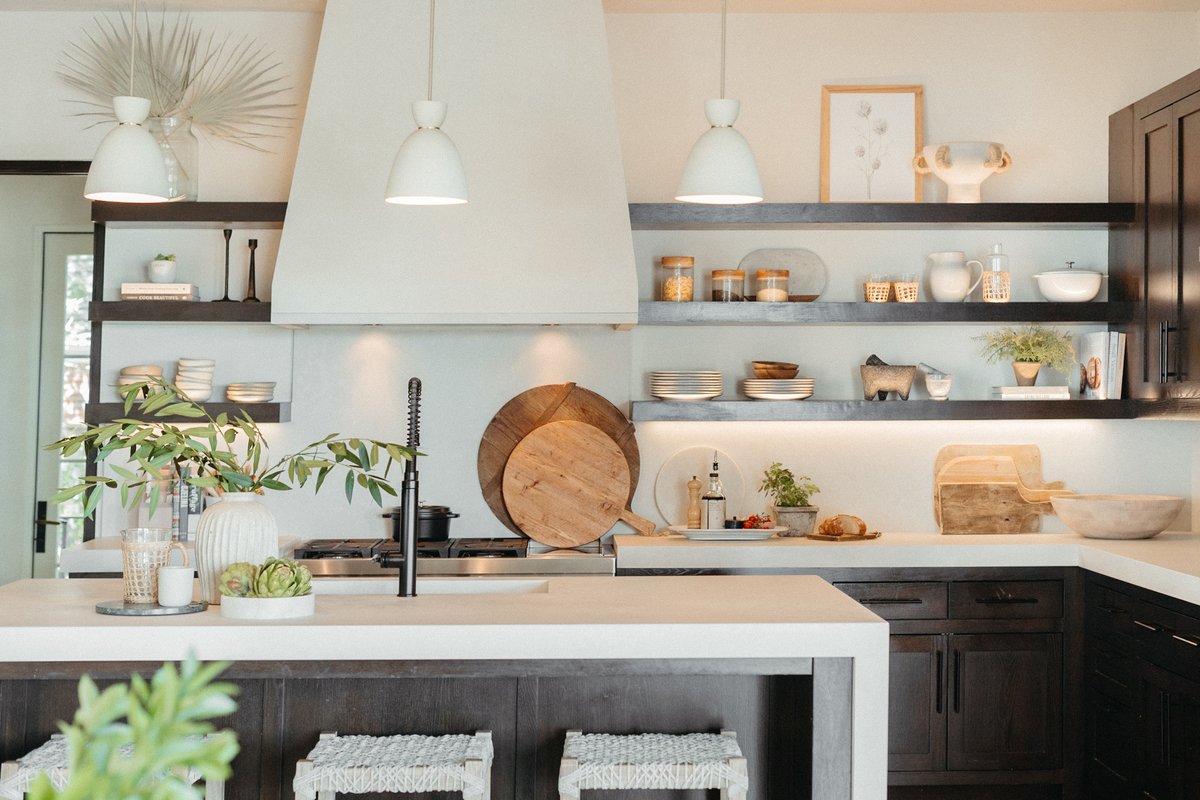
<box><xmin>293</xmin><ymin>730</ymin><xmax>493</xmax><ymax>800</ymax></box>
<box><xmin>557</xmin><ymin>729</ymin><xmax>748</xmax><ymax>800</ymax></box>
<box><xmin>0</xmin><ymin>735</ymin><xmax>223</xmax><ymax>800</ymax></box>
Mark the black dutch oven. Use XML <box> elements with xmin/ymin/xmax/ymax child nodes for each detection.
<box><xmin>388</xmin><ymin>504</ymin><xmax>460</xmax><ymax>542</ymax></box>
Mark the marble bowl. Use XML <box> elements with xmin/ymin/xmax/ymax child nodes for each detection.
<box><xmin>1050</xmin><ymin>494</ymin><xmax>1184</xmax><ymax>539</ymax></box>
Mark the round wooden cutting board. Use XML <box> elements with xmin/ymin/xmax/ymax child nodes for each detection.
<box><xmin>477</xmin><ymin>383</ymin><xmax>639</xmax><ymax>536</ymax></box>
<box><xmin>502</xmin><ymin>420</ymin><xmax>655</xmax><ymax>548</ymax></box>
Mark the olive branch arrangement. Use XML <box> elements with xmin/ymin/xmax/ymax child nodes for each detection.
<box><xmin>46</xmin><ymin>377</ymin><xmax>419</xmax><ymax>518</ymax></box>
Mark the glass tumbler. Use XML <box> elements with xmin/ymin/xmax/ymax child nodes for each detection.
<box><xmin>121</xmin><ymin>528</ymin><xmax>185</xmax><ymax>604</ymax></box>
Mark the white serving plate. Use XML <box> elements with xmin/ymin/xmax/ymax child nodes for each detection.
<box><xmin>669</xmin><ymin>525</ymin><xmax>785</xmax><ymax>541</ymax></box>
<box><xmin>737</xmin><ymin>248</ymin><xmax>828</xmax><ymax>299</ymax></box>
<box><xmin>219</xmin><ymin>593</ymin><xmax>315</xmax><ymax>619</ymax></box>
<box><xmin>652</xmin><ymin>392</ymin><xmax>722</xmax><ymax>401</ymax></box>
<box><xmin>744</xmin><ymin>390</ymin><xmax>814</xmax><ymax>400</ymax></box>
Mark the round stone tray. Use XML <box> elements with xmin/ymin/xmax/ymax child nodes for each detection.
<box><xmin>95</xmin><ymin>600</ymin><xmax>209</xmax><ymax>616</ymax></box>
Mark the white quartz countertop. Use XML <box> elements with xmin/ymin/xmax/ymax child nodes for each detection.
<box><xmin>0</xmin><ymin>574</ymin><xmax>887</xmax><ymax>664</ymax></box>
<box><xmin>59</xmin><ymin>536</ymin><xmax>300</xmax><ymax>574</ymax></box>
<box><xmin>614</xmin><ymin>531</ymin><xmax>1200</xmax><ymax>606</ymax></box>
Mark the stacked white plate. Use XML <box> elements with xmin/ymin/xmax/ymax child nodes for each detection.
<box><xmin>650</xmin><ymin>370</ymin><xmax>722</xmax><ymax>401</ymax></box>
<box><xmin>175</xmin><ymin>358</ymin><xmax>215</xmax><ymax>402</ymax></box>
<box><xmin>117</xmin><ymin>364</ymin><xmax>162</xmax><ymax>390</ymax></box>
<box><xmin>742</xmin><ymin>378</ymin><xmax>815</xmax><ymax>401</ymax></box>
<box><xmin>227</xmin><ymin>382</ymin><xmax>275</xmax><ymax>403</ymax></box>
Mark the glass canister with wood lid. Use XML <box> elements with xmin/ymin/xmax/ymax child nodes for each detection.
<box><xmin>756</xmin><ymin>269</ymin><xmax>789</xmax><ymax>302</ymax></box>
<box><xmin>660</xmin><ymin>256</ymin><xmax>695</xmax><ymax>302</ymax></box>
<box><xmin>711</xmin><ymin>269</ymin><xmax>745</xmax><ymax>302</ymax></box>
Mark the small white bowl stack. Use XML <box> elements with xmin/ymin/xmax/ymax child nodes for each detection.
<box><xmin>742</xmin><ymin>378</ymin><xmax>815</xmax><ymax>401</ymax></box>
<box><xmin>175</xmin><ymin>358</ymin><xmax>215</xmax><ymax>402</ymax></box>
<box><xmin>117</xmin><ymin>364</ymin><xmax>162</xmax><ymax>392</ymax></box>
<box><xmin>650</xmin><ymin>371</ymin><xmax>722</xmax><ymax>401</ymax></box>
<box><xmin>226</xmin><ymin>382</ymin><xmax>275</xmax><ymax>403</ymax></box>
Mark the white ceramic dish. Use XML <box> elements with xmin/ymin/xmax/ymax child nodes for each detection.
<box><xmin>652</xmin><ymin>391</ymin><xmax>721</xmax><ymax>401</ymax></box>
<box><xmin>120</xmin><ymin>364</ymin><xmax>163</xmax><ymax>376</ymax></box>
<box><xmin>654</xmin><ymin>447</ymin><xmax>746</xmax><ymax>525</ymax></box>
<box><xmin>1051</xmin><ymin>494</ymin><xmax>1184</xmax><ymax>539</ymax></box>
<box><xmin>743</xmin><ymin>390</ymin><xmax>814</xmax><ymax>401</ymax></box>
<box><xmin>1033</xmin><ymin>269</ymin><xmax>1104</xmax><ymax>302</ymax></box>
<box><xmin>229</xmin><ymin>382</ymin><xmax>276</xmax><ymax>387</ymax></box>
<box><xmin>219</xmin><ymin>593</ymin><xmax>315</xmax><ymax>619</ymax></box>
<box><xmin>179</xmin><ymin>389</ymin><xmax>213</xmax><ymax>402</ymax></box>
<box><xmin>178</xmin><ymin>358</ymin><xmax>216</xmax><ymax>367</ymax></box>
<box><xmin>669</xmin><ymin>525</ymin><xmax>784</xmax><ymax>541</ymax></box>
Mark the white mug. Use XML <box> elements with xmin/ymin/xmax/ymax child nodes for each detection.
<box><xmin>157</xmin><ymin>544</ymin><xmax>193</xmax><ymax>607</ymax></box>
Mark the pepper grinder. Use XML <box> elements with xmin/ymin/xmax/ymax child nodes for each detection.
<box><xmin>213</xmin><ymin>229</ymin><xmax>234</xmax><ymax>302</ymax></box>
<box><xmin>686</xmin><ymin>475</ymin><xmax>702</xmax><ymax>529</ymax></box>
<box><xmin>243</xmin><ymin>239</ymin><xmax>260</xmax><ymax>303</ymax></box>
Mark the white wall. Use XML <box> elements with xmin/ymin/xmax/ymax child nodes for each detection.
<box><xmin>5</xmin><ymin>9</ymin><xmax>1200</xmax><ymax>546</ymax></box>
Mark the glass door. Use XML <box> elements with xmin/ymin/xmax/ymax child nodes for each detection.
<box><xmin>33</xmin><ymin>231</ymin><xmax>93</xmax><ymax>577</ymax></box>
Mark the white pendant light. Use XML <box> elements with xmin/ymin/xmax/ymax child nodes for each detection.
<box><xmin>83</xmin><ymin>0</ymin><xmax>171</xmax><ymax>204</ymax></box>
<box><xmin>675</xmin><ymin>0</ymin><xmax>763</xmax><ymax>205</ymax></box>
<box><xmin>385</xmin><ymin>0</ymin><xmax>467</xmax><ymax>205</ymax></box>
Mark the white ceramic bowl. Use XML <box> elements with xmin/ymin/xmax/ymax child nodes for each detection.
<box><xmin>1050</xmin><ymin>494</ymin><xmax>1184</xmax><ymax>539</ymax></box>
<box><xmin>176</xmin><ymin>372</ymin><xmax>213</xmax><ymax>382</ymax></box>
<box><xmin>219</xmin><ymin>593</ymin><xmax>314</xmax><ymax>619</ymax></box>
<box><xmin>177</xmin><ymin>388</ymin><xmax>213</xmax><ymax>402</ymax></box>
<box><xmin>1033</xmin><ymin>269</ymin><xmax>1104</xmax><ymax>302</ymax></box>
<box><xmin>120</xmin><ymin>364</ymin><xmax>163</xmax><ymax>376</ymax></box>
<box><xmin>178</xmin><ymin>358</ymin><xmax>216</xmax><ymax>367</ymax></box>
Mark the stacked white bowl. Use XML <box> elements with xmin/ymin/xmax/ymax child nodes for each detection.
<box><xmin>175</xmin><ymin>358</ymin><xmax>215</xmax><ymax>402</ymax></box>
<box><xmin>226</xmin><ymin>382</ymin><xmax>275</xmax><ymax>403</ymax></box>
<box><xmin>650</xmin><ymin>371</ymin><xmax>723</xmax><ymax>401</ymax></box>
<box><xmin>117</xmin><ymin>364</ymin><xmax>162</xmax><ymax>391</ymax></box>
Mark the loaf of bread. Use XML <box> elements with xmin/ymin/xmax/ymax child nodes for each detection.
<box><xmin>818</xmin><ymin>514</ymin><xmax>867</xmax><ymax>536</ymax></box>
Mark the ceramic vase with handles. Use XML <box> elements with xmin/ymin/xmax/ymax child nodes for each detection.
<box><xmin>195</xmin><ymin>493</ymin><xmax>278</xmax><ymax>604</ymax></box>
<box><xmin>928</xmin><ymin>251</ymin><xmax>984</xmax><ymax>302</ymax></box>
<box><xmin>912</xmin><ymin>142</ymin><xmax>1012</xmax><ymax>203</ymax></box>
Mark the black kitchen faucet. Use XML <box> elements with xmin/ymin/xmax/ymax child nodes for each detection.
<box><xmin>376</xmin><ymin>377</ymin><xmax>421</xmax><ymax>597</ymax></box>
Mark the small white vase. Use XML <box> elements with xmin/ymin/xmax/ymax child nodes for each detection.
<box><xmin>148</xmin><ymin>260</ymin><xmax>177</xmax><ymax>283</ymax></box>
<box><xmin>912</xmin><ymin>142</ymin><xmax>1012</xmax><ymax>203</ymax></box>
<box><xmin>195</xmin><ymin>493</ymin><xmax>277</xmax><ymax>604</ymax></box>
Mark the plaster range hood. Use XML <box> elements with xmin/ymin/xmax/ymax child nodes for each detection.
<box><xmin>271</xmin><ymin>0</ymin><xmax>637</xmax><ymax>326</ymax></box>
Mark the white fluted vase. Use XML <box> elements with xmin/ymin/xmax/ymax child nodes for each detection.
<box><xmin>195</xmin><ymin>494</ymin><xmax>277</xmax><ymax>604</ymax></box>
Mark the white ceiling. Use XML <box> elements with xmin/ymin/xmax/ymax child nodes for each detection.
<box><xmin>2</xmin><ymin>0</ymin><xmax>1198</xmax><ymax>10</ymax></box>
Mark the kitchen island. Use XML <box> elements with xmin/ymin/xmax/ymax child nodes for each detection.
<box><xmin>0</xmin><ymin>574</ymin><xmax>888</xmax><ymax>800</ymax></box>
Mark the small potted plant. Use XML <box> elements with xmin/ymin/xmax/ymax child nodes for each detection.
<box><xmin>148</xmin><ymin>253</ymin><xmax>177</xmax><ymax>283</ymax></box>
<box><xmin>760</xmin><ymin>462</ymin><xmax>820</xmax><ymax>537</ymax></box>
<box><xmin>974</xmin><ymin>325</ymin><xmax>1076</xmax><ymax>386</ymax></box>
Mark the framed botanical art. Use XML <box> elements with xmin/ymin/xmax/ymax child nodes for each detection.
<box><xmin>821</xmin><ymin>85</ymin><xmax>923</xmax><ymax>203</ymax></box>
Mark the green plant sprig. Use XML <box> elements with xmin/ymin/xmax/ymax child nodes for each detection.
<box><xmin>759</xmin><ymin>462</ymin><xmax>820</xmax><ymax>508</ymax></box>
<box><xmin>973</xmin><ymin>325</ymin><xmax>1076</xmax><ymax>374</ymax></box>
<box><xmin>29</xmin><ymin>656</ymin><xmax>239</xmax><ymax>800</ymax></box>
<box><xmin>45</xmin><ymin>376</ymin><xmax>419</xmax><ymax>519</ymax></box>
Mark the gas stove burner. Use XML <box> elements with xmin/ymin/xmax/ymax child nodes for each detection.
<box><xmin>376</xmin><ymin>540</ymin><xmax>452</xmax><ymax>559</ymax></box>
<box><xmin>451</xmin><ymin>539</ymin><xmax>528</xmax><ymax>559</ymax></box>
<box><xmin>292</xmin><ymin>539</ymin><xmax>383</xmax><ymax>560</ymax></box>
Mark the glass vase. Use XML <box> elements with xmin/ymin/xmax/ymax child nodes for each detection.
<box><xmin>148</xmin><ymin>117</ymin><xmax>199</xmax><ymax>201</ymax></box>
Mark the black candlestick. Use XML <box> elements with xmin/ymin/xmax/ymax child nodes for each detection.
<box><xmin>243</xmin><ymin>239</ymin><xmax>260</xmax><ymax>303</ymax></box>
<box><xmin>213</xmin><ymin>229</ymin><xmax>234</xmax><ymax>302</ymax></box>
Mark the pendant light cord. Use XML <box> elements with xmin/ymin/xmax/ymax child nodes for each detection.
<box><xmin>719</xmin><ymin>0</ymin><xmax>726</xmax><ymax>100</ymax></box>
<box><xmin>129</xmin><ymin>0</ymin><xmax>138</xmax><ymax>97</ymax></box>
<box><xmin>427</xmin><ymin>0</ymin><xmax>435</xmax><ymax>102</ymax></box>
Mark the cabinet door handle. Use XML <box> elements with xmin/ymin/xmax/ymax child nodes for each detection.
<box><xmin>1172</xmin><ymin>634</ymin><xmax>1199</xmax><ymax>647</ymax></box>
<box><xmin>935</xmin><ymin>649</ymin><xmax>943</xmax><ymax>714</ymax></box>
<box><xmin>1135</xmin><ymin>619</ymin><xmax>1170</xmax><ymax>633</ymax></box>
<box><xmin>1160</xmin><ymin>321</ymin><xmax>1179</xmax><ymax>382</ymax></box>
<box><xmin>860</xmin><ymin>598</ymin><xmax>922</xmax><ymax>605</ymax></box>
<box><xmin>1097</xmin><ymin>604</ymin><xmax>1126</xmax><ymax>614</ymax></box>
<box><xmin>976</xmin><ymin>597</ymin><xmax>1038</xmax><ymax>604</ymax></box>
<box><xmin>953</xmin><ymin>650</ymin><xmax>962</xmax><ymax>713</ymax></box>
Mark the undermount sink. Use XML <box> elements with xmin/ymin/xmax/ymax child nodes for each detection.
<box><xmin>312</xmin><ymin>578</ymin><xmax>550</xmax><ymax>595</ymax></box>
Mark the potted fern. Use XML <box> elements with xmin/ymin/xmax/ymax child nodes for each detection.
<box><xmin>46</xmin><ymin>377</ymin><xmax>417</xmax><ymax>604</ymax></box>
<box><xmin>974</xmin><ymin>325</ymin><xmax>1076</xmax><ymax>386</ymax></box>
<box><xmin>760</xmin><ymin>462</ymin><xmax>821</xmax><ymax>537</ymax></box>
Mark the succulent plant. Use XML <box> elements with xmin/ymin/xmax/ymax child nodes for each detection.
<box><xmin>217</xmin><ymin>562</ymin><xmax>257</xmax><ymax>597</ymax></box>
<box><xmin>252</xmin><ymin>557</ymin><xmax>311</xmax><ymax>598</ymax></box>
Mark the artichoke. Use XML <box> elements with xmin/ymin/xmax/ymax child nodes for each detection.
<box><xmin>252</xmin><ymin>557</ymin><xmax>312</xmax><ymax>598</ymax></box>
<box><xmin>218</xmin><ymin>562</ymin><xmax>258</xmax><ymax>597</ymax></box>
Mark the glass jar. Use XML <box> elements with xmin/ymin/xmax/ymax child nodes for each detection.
<box><xmin>711</xmin><ymin>269</ymin><xmax>745</xmax><ymax>302</ymax></box>
<box><xmin>660</xmin><ymin>257</ymin><xmax>695</xmax><ymax>302</ymax></box>
<box><xmin>148</xmin><ymin>117</ymin><xmax>199</xmax><ymax>201</ymax></box>
<box><xmin>982</xmin><ymin>243</ymin><xmax>1011</xmax><ymax>303</ymax></box>
<box><xmin>756</xmin><ymin>269</ymin><xmax>789</xmax><ymax>302</ymax></box>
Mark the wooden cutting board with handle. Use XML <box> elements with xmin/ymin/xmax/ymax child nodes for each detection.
<box><xmin>478</xmin><ymin>383</ymin><xmax>639</xmax><ymax>536</ymax></box>
<box><xmin>502</xmin><ymin>420</ymin><xmax>656</xmax><ymax>548</ymax></box>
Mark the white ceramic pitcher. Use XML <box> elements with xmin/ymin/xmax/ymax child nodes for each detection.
<box><xmin>928</xmin><ymin>252</ymin><xmax>983</xmax><ymax>302</ymax></box>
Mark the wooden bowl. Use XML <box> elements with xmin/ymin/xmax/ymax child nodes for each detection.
<box><xmin>752</xmin><ymin>361</ymin><xmax>799</xmax><ymax>379</ymax></box>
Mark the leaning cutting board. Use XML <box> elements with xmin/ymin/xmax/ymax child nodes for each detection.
<box><xmin>933</xmin><ymin>445</ymin><xmax>1071</xmax><ymax>534</ymax></box>
<box><xmin>478</xmin><ymin>383</ymin><xmax>639</xmax><ymax>536</ymax></box>
<box><xmin>503</xmin><ymin>420</ymin><xmax>656</xmax><ymax>548</ymax></box>
<box><xmin>938</xmin><ymin>483</ymin><xmax>1055</xmax><ymax>534</ymax></box>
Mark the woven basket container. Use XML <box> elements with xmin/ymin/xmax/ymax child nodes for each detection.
<box><xmin>863</xmin><ymin>281</ymin><xmax>892</xmax><ymax>303</ymax></box>
<box><xmin>893</xmin><ymin>282</ymin><xmax>919</xmax><ymax>303</ymax></box>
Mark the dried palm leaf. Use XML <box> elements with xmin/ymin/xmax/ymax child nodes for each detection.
<box><xmin>57</xmin><ymin>9</ymin><xmax>292</xmax><ymax>150</ymax></box>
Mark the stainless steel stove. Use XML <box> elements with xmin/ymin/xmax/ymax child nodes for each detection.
<box><xmin>293</xmin><ymin>538</ymin><xmax>614</xmax><ymax>577</ymax></box>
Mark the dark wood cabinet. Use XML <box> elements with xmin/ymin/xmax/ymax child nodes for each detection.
<box><xmin>888</xmin><ymin>635</ymin><xmax>945</xmax><ymax>772</ymax></box>
<box><xmin>1133</xmin><ymin>659</ymin><xmax>1200</xmax><ymax>800</ymax></box>
<box><xmin>947</xmin><ymin>633</ymin><xmax>1063</xmax><ymax>772</ymax></box>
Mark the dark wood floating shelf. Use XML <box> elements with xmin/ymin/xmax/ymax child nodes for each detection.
<box><xmin>628</xmin><ymin>202</ymin><xmax>1135</xmax><ymax>230</ymax></box>
<box><xmin>86</xmin><ymin>402</ymin><xmax>291</xmax><ymax>424</ymax></box>
<box><xmin>638</xmin><ymin>301</ymin><xmax>1134</xmax><ymax>325</ymax></box>
<box><xmin>631</xmin><ymin>399</ymin><xmax>1139</xmax><ymax>422</ymax></box>
<box><xmin>91</xmin><ymin>201</ymin><xmax>287</xmax><ymax>229</ymax></box>
<box><xmin>90</xmin><ymin>301</ymin><xmax>272</xmax><ymax>322</ymax></box>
